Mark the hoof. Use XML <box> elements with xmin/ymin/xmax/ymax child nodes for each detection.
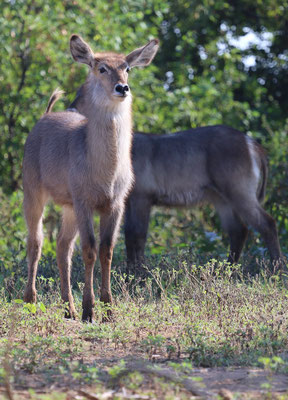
<box><xmin>102</xmin><ymin>307</ymin><xmax>113</xmax><ymax>323</ymax></box>
<box><xmin>100</xmin><ymin>291</ymin><xmax>113</xmax><ymax>305</ymax></box>
<box><xmin>24</xmin><ymin>288</ymin><xmax>37</xmax><ymax>304</ymax></box>
<box><xmin>64</xmin><ymin>307</ymin><xmax>77</xmax><ymax>320</ymax></box>
<box><xmin>82</xmin><ymin>308</ymin><xmax>95</xmax><ymax>323</ymax></box>
<box><xmin>100</xmin><ymin>291</ymin><xmax>113</xmax><ymax>322</ymax></box>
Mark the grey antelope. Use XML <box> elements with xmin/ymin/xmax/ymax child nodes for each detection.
<box><xmin>23</xmin><ymin>35</ymin><xmax>159</xmax><ymax>321</ymax></box>
<box><xmin>124</xmin><ymin>129</ymin><xmax>284</xmax><ymax>269</ymax></box>
<box><xmin>68</xmin><ymin>86</ymin><xmax>285</xmax><ymax>271</ymax></box>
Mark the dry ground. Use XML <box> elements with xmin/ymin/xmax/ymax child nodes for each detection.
<box><xmin>1</xmin><ymin>318</ymin><xmax>288</xmax><ymax>400</ymax></box>
<box><xmin>1</xmin><ymin>262</ymin><xmax>288</xmax><ymax>399</ymax></box>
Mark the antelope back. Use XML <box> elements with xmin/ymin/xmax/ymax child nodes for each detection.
<box><xmin>131</xmin><ymin>126</ymin><xmax>263</xmax><ymax>207</ymax></box>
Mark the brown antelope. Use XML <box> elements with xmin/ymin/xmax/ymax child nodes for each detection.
<box><xmin>67</xmin><ymin>85</ymin><xmax>285</xmax><ymax>270</ymax></box>
<box><xmin>22</xmin><ymin>35</ymin><xmax>159</xmax><ymax>321</ymax></box>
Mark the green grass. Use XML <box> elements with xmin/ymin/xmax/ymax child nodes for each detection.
<box><xmin>1</xmin><ymin>257</ymin><xmax>288</xmax><ymax>399</ymax></box>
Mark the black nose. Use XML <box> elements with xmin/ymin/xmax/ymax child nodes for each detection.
<box><xmin>115</xmin><ymin>84</ymin><xmax>129</xmax><ymax>95</ymax></box>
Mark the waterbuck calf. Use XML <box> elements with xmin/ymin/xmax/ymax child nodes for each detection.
<box><xmin>23</xmin><ymin>35</ymin><xmax>159</xmax><ymax>321</ymax></box>
<box><xmin>69</xmin><ymin>93</ymin><xmax>284</xmax><ymax>271</ymax></box>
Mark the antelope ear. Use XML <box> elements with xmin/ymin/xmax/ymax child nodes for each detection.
<box><xmin>70</xmin><ymin>35</ymin><xmax>94</xmax><ymax>68</ymax></box>
<box><xmin>126</xmin><ymin>39</ymin><xmax>159</xmax><ymax>68</ymax></box>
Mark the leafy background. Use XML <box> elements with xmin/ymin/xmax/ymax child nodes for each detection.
<box><xmin>0</xmin><ymin>0</ymin><xmax>287</xmax><ymax>283</ymax></box>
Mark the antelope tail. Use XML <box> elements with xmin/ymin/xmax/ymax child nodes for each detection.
<box><xmin>258</xmin><ymin>147</ymin><xmax>268</xmax><ymax>204</ymax></box>
<box><xmin>45</xmin><ymin>88</ymin><xmax>64</xmax><ymax>113</ymax></box>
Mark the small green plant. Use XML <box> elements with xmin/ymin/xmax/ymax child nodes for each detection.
<box><xmin>141</xmin><ymin>335</ymin><xmax>166</xmax><ymax>360</ymax></box>
<box><xmin>259</xmin><ymin>356</ymin><xmax>285</xmax><ymax>372</ymax></box>
<box><xmin>258</xmin><ymin>356</ymin><xmax>285</xmax><ymax>399</ymax></box>
<box><xmin>119</xmin><ymin>371</ymin><xmax>144</xmax><ymax>390</ymax></box>
<box><xmin>107</xmin><ymin>360</ymin><xmax>126</xmax><ymax>381</ymax></box>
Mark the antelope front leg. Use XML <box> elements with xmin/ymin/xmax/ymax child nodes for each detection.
<box><xmin>75</xmin><ymin>204</ymin><xmax>97</xmax><ymax>322</ymax></box>
<box><xmin>82</xmin><ymin>241</ymin><xmax>97</xmax><ymax>322</ymax></box>
<box><xmin>23</xmin><ymin>192</ymin><xmax>46</xmax><ymax>304</ymax></box>
<box><xmin>56</xmin><ymin>206</ymin><xmax>78</xmax><ymax>319</ymax></box>
<box><xmin>24</xmin><ymin>232</ymin><xmax>43</xmax><ymax>303</ymax></box>
<box><xmin>99</xmin><ymin>207</ymin><xmax>124</xmax><ymax>318</ymax></box>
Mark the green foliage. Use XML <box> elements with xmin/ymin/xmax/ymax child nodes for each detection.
<box><xmin>0</xmin><ymin>189</ymin><xmax>26</xmax><ymax>270</ymax></box>
<box><xmin>1</xmin><ymin>0</ymin><xmax>288</xmax><ymax>189</ymax></box>
<box><xmin>0</xmin><ymin>8</ymin><xmax>288</xmax><ymax>398</ymax></box>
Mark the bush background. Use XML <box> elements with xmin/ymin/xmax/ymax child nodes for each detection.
<box><xmin>0</xmin><ymin>0</ymin><xmax>287</xmax><ymax>280</ymax></box>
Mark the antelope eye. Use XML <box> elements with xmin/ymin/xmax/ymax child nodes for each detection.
<box><xmin>126</xmin><ymin>66</ymin><xmax>130</xmax><ymax>73</ymax></box>
<box><xmin>99</xmin><ymin>67</ymin><xmax>107</xmax><ymax>73</ymax></box>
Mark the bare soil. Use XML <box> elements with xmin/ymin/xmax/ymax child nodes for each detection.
<box><xmin>1</xmin><ymin>319</ymin><xmax>287</xmax><ymax>400</ymax></box>
<box><xmin>1</xmin><ymin>364</ymin><xmax>288</xmax><ymax>399</ymax></box>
